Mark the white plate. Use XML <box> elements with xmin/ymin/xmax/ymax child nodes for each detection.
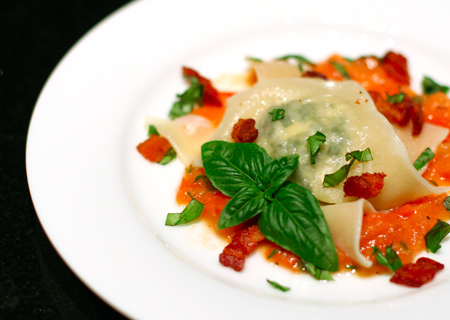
<box><xmin>27</xmin><ymin>1</ymin><xmax>450</xmax><ymax>319</ymax></box>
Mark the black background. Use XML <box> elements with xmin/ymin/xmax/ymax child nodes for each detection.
<box><xmin>1</xmin><ymin>1</ymin><xmax>133</xmax><ymax>319</ymax></box>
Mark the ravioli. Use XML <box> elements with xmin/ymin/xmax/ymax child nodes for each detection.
<box><xmin>213</xmin><ymin>78</ymin><xmax>442</xmax><ymax>210</ymax></box>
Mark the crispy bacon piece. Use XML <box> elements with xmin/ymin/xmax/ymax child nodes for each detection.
<box><xmin>136</xmin><ymin>134</ymin><xmax>172</xmax><ymax>162</ymax></box>
<box><xmin>182</xmin><ymin>66</ymin><xmax>222</xmax><ymax>107</ymax></box>
<box><xmin>390</xmin><ymin>257</ymin><xmax>444</xmax><ymax>287</ymax></box>
<box><xmin>343</xmin><ymin>172</ymin><xmax>386</xmax><ymax>199</ymax></box>
<box><xmin>382</xmin><ymin>51</ymin><xmax>410</xmax><ymax>85</ymax></box>
<box><xmin>302</xmin><ymin>71</ymin><xmax>327</xmax><ymax>80</ymax></box>
<box><xmin>369</xmin><ymin>90</ymin><xmax>412</xmax><ymax>126</ymax></box>
<box><xmin>411</xmin><ymin>99</ymin><xmax>424</xmax><ymax>136</ymax></box>
<box><xmin>231</xmin><ymin>118</ymin><xmax>258</xmax><ymax>143</ymax></box>
<box><xmin>219</xmin><ymin>225</ymin><xmax>265</xmax><ymax>271</ymax></box>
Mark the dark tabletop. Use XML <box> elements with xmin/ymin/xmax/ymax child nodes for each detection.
<box><xmin>1</xmin><ymin>1</ymin><xmax>133</xmax><ymax>319</ymax></box>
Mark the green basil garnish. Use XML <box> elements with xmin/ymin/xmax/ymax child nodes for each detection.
<box><xmin>323</xmin><ymin>148</ymin><xmax>372</xmax><ymax>187</ymax></box>
<box><xmin>303</xmin><ymin>260</ymin><xmax>334</xmax><ymax>280</ymax></box>
<box><xmin>266</xmin><ymin>279</ymin><xmax>290</xmax><ymax>292</ymax></box>
<box><xmin>165</xmin><ymin>198</ymin><xmax>204</xmax><ymax>226</ymax></box>
<box><xmin>269</xmin><ymin>108</ymin><xmax>285</xmax><ymax>121</ymax></box>
<box><xmin>267</xmin><ymin>249</ymin><xmax>278</xmax><ymax>259</ymax></box>
<box><xmin>422</xmin><ymin>76</ymin><xmax>450</xmax><ymax>95</ymax></box>
<box><xmin>246</xmin><ymin>56</ymin><xmax>263</xmax><ymax>62</ymax></box>
<box><xmin>386</xmin><ymin>93</ymin><xmax>405</xmax><ymax>104</ymax></box>
<box><xmin>169</xmin><ymin>77</ymin><xmax>204</xmax><ymax>119</ymax></box>
<box><xmin>371</xmin><ymin>245</ymin><xmax>402</xmax><ymax>271</ymax></box>
<box><xmin>443</xmin><ymin>196</ymin><xmax>450</xmax><ymax>211</ymax></box>
<box><xmin>307</xmin><ymin>131</ymin><xmax>326</xmax><ymax>164</ymax></box>
<box><xmin>413</xmin><ymin>147</ymin><xmax>434</xmax><ymax>170</ymax></box>
<box><xmin>147</xmin><ymin>124</ymin><xmax>160</xmax><ymax>136</ymax></box>
<box><xmin>425</xmin><ymin>219</ymin><xmax>450</xmax><ymax>253</ymax></box>
<box><xmin>330</xmin><ymin>61</ymin><xmax>350</xmax><ymax>79</ymax></box>
<box><xmin>276</xmin><ymin>54</ymin><xmax>314</xmax><ymax>72</ymax></box>
<box><xmin>201</xmin><ymin>141</ymin><xmax>338</xmax><ymax>273</ymax></box>
<box><xmin>323</xmin><ymin>160</ymin><xmax>354</xmax><ymax>187</ymax></box>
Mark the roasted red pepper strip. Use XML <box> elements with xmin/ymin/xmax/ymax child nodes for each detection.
<box><xmin>390</xmin><ymin>257</ymin><xmax>444</xmax><ymax>287</ymax></box>
<box><xmin>182</xmin><ymin>66</ymin><xmax>222</xmax><ymax>107</ymax></box>
<box><xmin>231</xmin><ymin>118</ymin><xmax>259</xmax><ymax>143</ymax></box>
<box><xmin>411</xmin><ymin>98</ymin><xmax>424</xmax><ymax>136</ymax></box>
<box><xmin>302</xmin><ymin>70</ymin><xmax>327</xmax><ymax>80</ymax></box>
<box><xmin>382</xmin><ymin>51</ymin><xmax>410</xmax><ymax>85</ymax></box>
<box><xmin>136</xmin><ymin>134</ymin><xmax>172</xmax><ymax>162</ymax></box>
<box><xmin>219</xmin><ymin>224</ymin><xmax>265</xmax><ymax>271</ymax></box>
<box><xmin>343</xmin><ymin>172</ymin><xmax>386</xmax><ymax>199</ymax></box>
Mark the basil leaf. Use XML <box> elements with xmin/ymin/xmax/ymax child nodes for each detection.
<box><xmin>246</xmin><ymin>56</ymin><xmax>263</xmax><ymax>62</ymax></box>
<box><xmin>259</xmin><ymin>182</ymin><xmax>338</xmax><ymax>272</ymax></box>
<box><xmin>267</xmin><ymin>249</ymin><xmax>278</xmax><ymax>259</ymax></box>
<box><xmin>323</xmin><ymin>159</ymin><xmax>354</xmax><ymax>187</ymax></box>
<box><xmin>276</xmin><ymin>54</ymin><xmax>314</xmax><ymax>72</ymax></box>
<box><xmin>307</xmin><ymin>131</ymin><xmax>326</xmax><ymax>164</ymax></box>
<box><xmin>425</xmin><ymin>219</ymin><xmax>450</xmax><ymax>253</ymax></box>
<box><xmin>169</xmin><ymin>77</ymin><xmax>204</xmax><ymax>119</ymax></box>
<box><xmin>345</xmin><ymin>148</ymin><xmax>373</xmax><ymax>162</ymax></box>
<box><xmin>218</xmin><ymin>185</ymin><xmax>267</xmax><ymax>229</ymax></box>
<box><xmin>201</xmin><ymin>141</ymin><xmax>271</xmax><ymax>197</ymax></box>
<box><xmin>371</xmin><ymin>245</ymin><xmax>402</xmax><ymax>271</ymax></box>
<box><xmin>266</xmin><ymin>279</ymin><xmax>290</xmax><ymax>292</ymax></box>
<box><xmin>158</xmin><ymin>148</ymin><xmax>177</xmax><ymax>165</ymax></box>
<box><xmin>303</xmin><ymin>260</ymin><xmax>334</xmax><ymax>280</ymax></box>
<box><xmin>413</xmin><ymin>147</ymin><xmax>434</xmax><ymax>170</ymax></box>
<box><xmin>330</xmin><ymin>61</ymin><xmax>350</xmax><ymax>79</ymax></box>
<box><xmin>269</xmin><ymin>108</ymin><xmax>285</xmax><ymax>121</ymax></box>
<box><xmin>165</xmin><ymin>198</ymin><xmax>204</xmax><ymax>226</ymax></box>
<box><xmin>386</xmin><ymin>93</ymin><xmax>405</xmax><ymax>104</ymax></box>
<box><xmin>422</xmin><ymin>76</ymin><xmax>450</xmax><ymax>95</ymax></box>
<box><xmin>258</xmin><ymin>154</ymin><xmax>299</xmax><ymax>201</ymax></box>
<box><xmin>444</xmin><ymin>196</ymin><xmax>450</xmax><ymax>211</ymax></box>
<box><xmin>148</xmin><ymin>124</ymin><xmax>160</xmax><ymax>136</ymax></box>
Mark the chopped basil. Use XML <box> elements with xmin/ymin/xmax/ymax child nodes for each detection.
<box><xmin>201</xmin><ymin>141</ymin><xmax>338</xmax><ymax>272</ymax></box>
<box><xmin>323</xmin><ymin>160</ymin><xmax>354</xmax><ymax>187</ymax></box>
<box><xmin>323</xmin><ymin>148</ymin><xmax>373</xmax><ymax>187</ymax></box>
<box><xmin>413</xmin><ymin>147</ymin><xmax>434</xmax><ymax>170</ymax></box>
<box><xmin>276</xmin><ymin>54</ymin><xmax>314</xmax><ymax>72</ymax></box>
<box><xmin>422</xmin><ymin>76</ymin><xmax>450</xmax><ymax>95</ymax></box>
<box><xmin>147</xmin><ymin>124</ymin><xmax>160</xmax><ymax>136</ymax></box>
<box><xmin>169</xmin><ymin>77</ymin><xmax>203</xmax><ymax>119</ymax></box>
<box><xmin>400</xmin><ymin>241</ymin><xmax>409</xmax><ymax>252</ymax></box>
<box><xmin>158</xmin><ymin>148</ymin><xmax>177</xmax><ymax>165</ymax></box>
<box><xmin>269</xmin><ymin>108</ymin><xmax>285</xmax><ymax>121</ymax></box>
<box><xmin>247</xmin><ymin>56</ymin><xmax>263</xmax><ymax>62</ymax></box>
<box><xmin>425</xmin><ymin>219</ymin><xmax>450</xmax><ymax>253</ymax></box>
<box><xmin>345</xmin><ymin>148</ymin><xmax>373</xmax><ymax>162</ymax></box>
<box><xmin>443</xmin><ymin>196</ymin><xmax>450</xmax><ymax>211</ymax></box>
<box><xmin>330</xmin><ymin>61</ymin><xmax>350</xmax><ymax>79</ymax></box>
<box><xmin>165</xmin><ymin>198</ymin><xmax>204</xmax><ymax>226</ymax></box>
<box><xmin>303</xmin><ymin>260</ymin><xmax>334</xmax><ymax>280</ymax></box>
<box><xmin>371</xmin><ymin>245</ymin><xmax>402</xmax><ymax>271</ymax></box>
<box><xmin>386</xmin><ymin>93</ymin><xmax>405</xmax><ymax>104</ymax></box>
<box><xmin>266</xmin><ymin>279</ymin><xmax>290</xmax><ymax>292</ymax></box>
<box><xmin>267</xmin><ymin>249</ymin><xmax>278</xmax><ymax>259</ymax></box>
<box><xmin>307</xmin><ymin>131</ymin><xmax>326</xmax><ymax>164</ymax></box>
